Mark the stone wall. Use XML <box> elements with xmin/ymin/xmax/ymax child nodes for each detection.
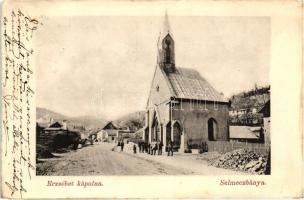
<box><xmin>172</xmin><ymin>99</ymin><xmax>229</xmax><ymax>148</ymax></box>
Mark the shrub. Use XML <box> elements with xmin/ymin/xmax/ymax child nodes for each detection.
<box><xmin>36</xmin><ymin>144</ymin><xmax>54</xmax><ymax>158</ymax></box>
<box><xmin>51</xmin><ymin>132</ymin><xmax>80</xmax><ymax>150</ymax></box>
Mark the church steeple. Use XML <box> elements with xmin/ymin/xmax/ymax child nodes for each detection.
<box><xmin>157</xmin><ymin>12</ymin><xmax>175</xmax><ymax>73</ymax></box>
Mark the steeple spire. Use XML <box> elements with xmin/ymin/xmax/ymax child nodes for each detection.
<box><xmin>163</xmin><ymin>10</ymin><xmax>171</xmax><ymax>35</ymax></box>
<box><xmin>158</xmin><ymin>10</ymin><xmax>172</xmax><ymax>40</ymax></box>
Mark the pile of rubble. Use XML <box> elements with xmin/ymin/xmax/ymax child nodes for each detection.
<box><xmin>208</xmin><ymin>149</ymin><xmax>268</xmax><ymax>174</ymax></box>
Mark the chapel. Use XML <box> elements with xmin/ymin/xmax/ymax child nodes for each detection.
<box><xmin>144</xmin><ymin>13</ymin><xmax>229</xmax><ymax>152</ymax></box>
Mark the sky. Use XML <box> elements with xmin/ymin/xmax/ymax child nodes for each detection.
<box><xmin>36</xmin><ymin>16</ymin><xmax>270</xmax><ymax>120</ymax></box>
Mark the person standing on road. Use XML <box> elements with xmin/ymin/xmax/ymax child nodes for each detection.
<box><xmin>156</xmin><ymin>140</ymin><xmax>160</xmax><ymax>155</ymax></box>
<box><xmin>144</xmin><ymin>142</ymin><xmax>147</xmax><ymax>153</ymax></box>
<box><xmin>141</xmin><ymin>142</ymin><xmax>145</xmax><ymax>153</ymax></box>
<box><xmin>147</xmin><ymin>142</ymin><xmax>151</xmax><ymax>154</ymax></box>
<box><xmin>133</xmin><ymin>144</ymin><xmax>137</xmax><ymax>154</ymax></box>
<box><xmin>145</xmin><ymin>142</ymin><xmax>148</xmax><ymax>153</ymax></box>
<box><xmin>150</xmin><ymin>141</ymin><xmax>154</xmax><ymax>155</ymax></box>
<box><xmin>142</xmin><ymin>141</ymin><xmax>145</xmax><ymax>153</ymax></box>
<box><xmin>158</xmin><ymin>140</ymin><xmax>163</xmax><ymax>155</ymax></box>
<box><xmin>151</xmin><ymin>140</ymin><xmax>157</xmax><ymax>155</ymax></box>
<box><xmin>120</xmin><ymin>140</ymin><xmax>124</xmax><ymax>152</ymax></box>
<box><xmin>167</xmin><ymin>140</ymin><xmax>173</xmax><ymax>156</ymax></box>
<box><xmin>138</xmin><ymin>141</ymin><xmax>142</xmax><ymax>153</ymax></box>
<box><xmin>150</xmin><ymin>141</ymin><xmax>153</xmax><ymax>155</ymax></box>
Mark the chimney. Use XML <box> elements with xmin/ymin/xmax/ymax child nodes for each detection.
<box><xmin>62</xmin><ymin>120</ymin><xmax>67</xmax><ymax>130</ymax></box>
<box><xmin>48</xmin><ymin>117</ymin><xmax>54</xmax><ymax>127</ymax></box>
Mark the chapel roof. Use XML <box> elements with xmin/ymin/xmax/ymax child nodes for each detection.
<box><xmin>162</xmin><ymin>67</ymin><xmax>228</xmax><ymax>102</ymax></box>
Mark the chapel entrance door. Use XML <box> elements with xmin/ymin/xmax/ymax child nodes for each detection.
<box><xmin>208</xmin><ymin>118</ymin><xmax>217</xmax><ymax>141</ymax></box>
<box><xmin>172</xmin><ymin>122</ymin><xmax>182</xmax><ymax>150</ymax></box>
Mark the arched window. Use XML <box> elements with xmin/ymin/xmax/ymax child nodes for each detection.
<box><xmin>208</xmin><ymin>118</ymin><xmax>218</xmax><ymax>141</ymax></box>
<box><xmin>153</xmin><ymin>119</ymin><xmax>159</xmax><ymax>141</ymax></box>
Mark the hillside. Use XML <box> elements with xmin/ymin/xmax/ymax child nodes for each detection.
<box><xmin>114</xmin><ymin>111</ymin><xmax>145</xmax><ymax>131</ymax></box>
<box><xmin>36</xmin><ymin>107</ymin><xmax>106</xmax><ymax>129</ymax></box>
<box><xmin>229</xmin><ymin>85</ymin><xmax>270</xmax><ymax>110</ymax></box>
<box><xmin>36</xmin><ymin>107</ymin><xmax>66</xmax><ymax>120</ymax></box>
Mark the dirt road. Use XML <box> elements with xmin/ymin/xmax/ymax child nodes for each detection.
<box><xmin>37</xmin><ymin>143</ymin><xmax>245</xmax><ymax>175</ymax></box>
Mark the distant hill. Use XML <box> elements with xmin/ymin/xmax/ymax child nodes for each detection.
<box><xmin>114</xmin><ymin>111</ymin><xmax>145</xmax><ymax>131</ymax></box>
<box><xmin>229</xmin><ymin>85</ymin><xmax>270</xmax><ymax>110</ymax></box>
<box><xmin>36</xmin><ymin>107</ymin><xmax>106</xmax><ymax>129</ymax></box>
<box><xmin>36</xmin><ymin>107</ymin><xmax>66</xmax><ymax>120</ymax></box>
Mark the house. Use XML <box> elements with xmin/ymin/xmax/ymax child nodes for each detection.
<box><xmin>144</xmin><ymin>14</ymin><xmax>230</xmax><ymax>153</ymax></box>
<box><xmin>101</xmin><ymin>121</ymin><xmax>120</xmax><ymax>142</ymax></box>
<box><xmin>88</xmin><ymin>128</ymin><xmax>102</xmax><ymax>142</ymax></box>
<box><xmin>229</xmin><ymin>126</ymin><xmax>263</xmax><ymax>143</ymax></box>
<box><xmin>229</xmin><ymin>106</ymin><xmax>264</xmax><ymax>126</ymax></box>
<box><xmin>229</xmin><ymin>107</ymin><xmax>257</xmax><ymax>117</ymax></box>
<box><xmin>42</xmin><ymin>120</ymin><xmax>68</xmax><ymax>140</ymax></box>
<box><xmin>95</xmin><ymin>129</ymin><xmax>103</xmax><ymax>142</ymax></box>
<box><xmin>258</xmin><ymin>100</ymin><xmax>270</xmax><ymax>145</ymax></box>
<box><xmin>38</xmin><ymin>120</ymin><xmax>82</xmax><ymax>149</ymax></box>
<box><xmin>119</xmin><ymin>129</ymin><xmax>135</xmax><ymax>143</ymax></box>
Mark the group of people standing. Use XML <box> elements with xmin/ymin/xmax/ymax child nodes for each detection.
<box><xmin>118</xmin><ymin>140</ymin><xmax>125</xmax><ymax>152</ymax></box>
<box><xmin>115</xmin><ymin>139</ymin><xmax>175</xmax><ymax>156</ymax></box>
<box><xmin>137</xmin><ymin>139</ymin><xmax>174</xmax><ymax>156</ymax></box>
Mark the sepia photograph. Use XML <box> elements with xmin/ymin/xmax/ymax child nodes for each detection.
<box><xmin>2</xmin><ymin>0</ymin><xmax>304</xmax><ymax>198</ymax></box>
<box><xmin>35</xmin><ymin>14</ymin><xmax>271</xmax><ymax>176</ymax></box>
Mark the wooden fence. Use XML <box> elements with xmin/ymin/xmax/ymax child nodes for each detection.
<box><xmin>207</xmin><ymin>140</ymin><xmax>270</xmax><ymax>155</ymax></box>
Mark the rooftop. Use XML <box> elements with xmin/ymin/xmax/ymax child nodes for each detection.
<box><xmin>163</xmin><ymin>67</ymin><xmax>228</xmax><ymax>102</ymax></box>
<box><xmin>229</xmin><ymin>126</ymin><xmax>261</xmax><ymax>139</ymax></box>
